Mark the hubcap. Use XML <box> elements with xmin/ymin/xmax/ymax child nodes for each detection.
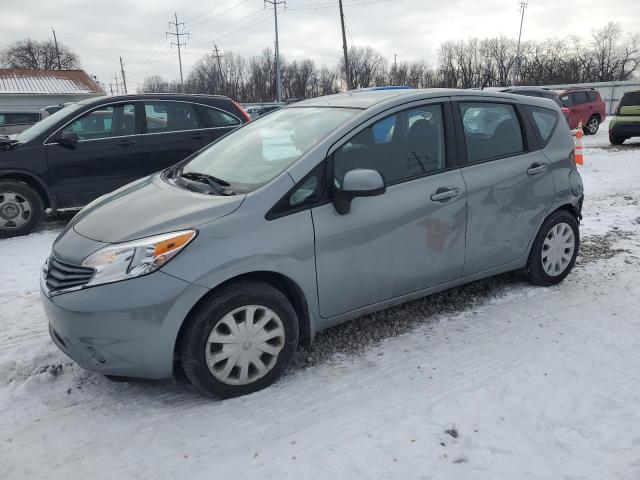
<box><xmin>541</xmin><ymin>222</ymin><xmax>575</xmax><ymax>277</ymax></box>
<box><xmin>205</xmin><ymin>305</ymin><xmax>286</xmax><ymax>386</ymax></box>
<box><xmin>589</xmin><ymin>118</ymin><xmax>598</xmax><ymax>134</ymax></box>
<box><xmin>0</xmin><ymin>192</ymin><xmax>32</xmax><ymax>230</ymax></box>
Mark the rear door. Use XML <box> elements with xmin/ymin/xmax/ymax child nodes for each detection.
<box><xmin>571</xmin><ymin>91</ymin><xmax>590</xmax><ymax>126</ymax></box>
<box><xmin>453</xmin><ymin>98</ymin><xmax>555</xmax><ymax>276</ymax></box>
<box><xmin>312</xmin><ymin>99</ymin><xmax>468</xmax><ymax>318</ymax></box>
<box><xmin>45</xmin><ymin>102</ymin><xmax>142</xmax><ymax>206</ymax></box>
<box><xmin>140</xmin><ymin>100</ymin><xmax>215</xmax><ymax>175</ymax></box>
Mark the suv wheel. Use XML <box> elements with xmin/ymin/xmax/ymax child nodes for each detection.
<box><xmin>584</xmin><ymin>115</ymin><xmax>600</xmax><ymax>135</ymax></box>
<box><xmin>0</xmin><ymin>180</ymin><xmax>44</xmax><ymax>238</ymax></box>
<box><xmin>180</xmin><ymin>280</ymin><xmax>299</xmax><ymax>398</ymax></box>
<box><xmin>527</xmin><ymin>210</ymin><xmax>579</xmax><ymax>286</ymax></box>
<box><xmin>609</xmin><ymin>134</ymin><xmax>625</xmax><ymax>145</ymax></box>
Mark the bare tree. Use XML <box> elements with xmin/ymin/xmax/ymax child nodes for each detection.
<box><xmin>0</xmin><ymin>38</ymin><xmax>79</xmax><ymax>69</ymax></box>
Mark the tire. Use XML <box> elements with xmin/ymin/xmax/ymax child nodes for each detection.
<box><xmin>609</xmin><ymin>134</ymin><xmax>625</xmax><ymax>145</ymax></box>
<box><xmin>179</xmin><ymin>280</ymin><xmax>299</xmax><ymax>398</ymax></box>
<box><xmin>583</xmin><ymin>115</ymin><xmax>600</xmax><ymax>135</ymax></box>
<box><xmin>0</xmin><ymin>180</ymin><xmax>44</xmax><ymax>239</ymax></box>
<box><xmin>527</xmin><ymin>209</ymin><xmax>580</xmax><ymax>287</ymax></box>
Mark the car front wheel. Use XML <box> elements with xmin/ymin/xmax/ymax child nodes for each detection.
<box><xmin>0</xmin><ymin>180</ymin><xmax>44</xmax><ymax>238</ymax></box>
<box><xmin>179</xmin><ymin>280</ymin><xmax>299</xmax><ymax>398</ymax></box>
<box><xmin>527</xmin><ymin>210</ymin><xmax>580</xmax><ymax>286</ymax></box>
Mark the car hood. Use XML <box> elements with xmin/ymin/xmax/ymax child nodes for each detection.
<box><xmin>71</xmin><ymin>174</ymin><xmax>245</xmax><ymax>243</ymax></box>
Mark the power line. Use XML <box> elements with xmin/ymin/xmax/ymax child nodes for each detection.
<box><xmin>166</xmin><ymin>12</ymin><xmax>190</xmax><ymax>92</ymax></box>
<box><xmin>265</xmin><ymin>0</ymin><xmax>286</xmax><ymax>102</ymax></box>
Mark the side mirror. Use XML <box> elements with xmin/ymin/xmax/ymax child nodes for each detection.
<box><xmin>333</xmin><ymin>169</ymin><xmax>385</xmax><ymax>215</ymax></box>
<box><xmin>56</xmin><ymin>131</ymin><xmax>78</xmax><ymax>147</ymax></box>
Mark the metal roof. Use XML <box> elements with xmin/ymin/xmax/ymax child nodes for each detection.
<box><xmin>0</xmin><ymin>69</ymin><xmax>103</xmax><ymax>95</ymax></box>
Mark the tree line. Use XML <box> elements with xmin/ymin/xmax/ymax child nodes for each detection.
<box><xmin>0</xmin><ymin>38</ymin><xmax>80</xmax><ymax>70</ymax></box>
<box><xmin>142</xmin><ymin>22</ymin><xmax>639</xmax><ymax>101</ymax></box>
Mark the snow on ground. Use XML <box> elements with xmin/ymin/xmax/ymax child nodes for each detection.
<box><xmin>1</xmin><ymin>125</ymin><xmax>639</xmax><ymax>479</ymax></box>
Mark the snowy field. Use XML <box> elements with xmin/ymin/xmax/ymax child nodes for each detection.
<box><xmin>1</xmin><ymin>125</ymin><xmax>640</xmax><ymax>479</ymax></box>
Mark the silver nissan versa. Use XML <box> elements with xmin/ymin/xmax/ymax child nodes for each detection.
<box><xmin>41</xmin><ymin>88</ymin><xmax>584</xmax><ymax>398</ymax></box>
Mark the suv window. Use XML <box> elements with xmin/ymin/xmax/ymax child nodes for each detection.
<box><xmin>333</xmin><ymin>104</ymin><xmax>446</xmax><ymax>186</ymax></box>
<box><xmin>202</xmin><ymin>107</ymin><xmax>240</xmax><ymax>128</ymax></box>
<box><xmin>560</xmin><ymin>95</ymin><xmax>572</xmax><ymax>107</ymax></box>
<box><xmin>620</xmin><ymin>92</ymin><xmax>640</xmax><ymax>107</ymax></box>
<box><xmin>460</xmin><ymin>102</ymin><xmax>524</xmax><ymax>163</ymax></box>
<box><xmin>145</xmin><ymin>101</ymin><xmax>201</xmax><ymax>133</ymax></box>
<box><xmin>586</xmin><ymin>91</ymin><xmax>598</xmax><ymax>102</ymax></box>
<box><xmin>528</xmin><ymin>107</ymin><xmax>558</xmax><ymax>143</ymax></box>
<box><xmin>62</xmin><ymin>104</ymin><xmax>136</xmax><ymax>140</ymax></box>
<box><xmin>0</xmin><ymin>112</ymin><xmax>40</xmax><ymax>125</ymax></box>
<box><xmin>572</xmin><ymin>92</ymin><xmax>588</xmax><ymax>105</ymax></box>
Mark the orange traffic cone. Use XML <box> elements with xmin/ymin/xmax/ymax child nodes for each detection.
<box><xmin>575</xmin><ymin>120</ymin><xmax>584</xmax><ymax>165</ymax></box>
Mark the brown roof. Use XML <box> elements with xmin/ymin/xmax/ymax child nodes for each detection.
<box><xmin>0</xmin><ymin>69</ymin><xmax>104</xmax><ymax>95</ymax></box>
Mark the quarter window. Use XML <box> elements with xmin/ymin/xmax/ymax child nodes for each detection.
<box><xmin>144</xmin><ymin>102</ymin><xmax>201</xmax><ymax>133</ymax></box>
<box><xmin>203</xmin><ymin>107</ymin><xmax>240</xmax><ymax>127</ymax></box>
<box><xmin>529</xmin><ymin>107</ymin><xmax>558</xmax><ymax>143</ymax></box>
<box><xmin>586</xmin><ymin>91</ymin><xmax>598</xmax><ymax>102</ymax></box>
<box><xmin>62</xmin><ymin>104</ymin><xmax>135</xmax><ymax>140</ymax></box>
<box><xmin>334</xmin><ymin>104</ymin><xmax>446</xmax><ymax>186</ymax></box>
<box><xmin>460</xmin><ymin>102</ymin><xmax>524</xmax><ymax>163</ymax></box>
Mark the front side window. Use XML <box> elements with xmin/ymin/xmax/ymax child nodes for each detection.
<box><xmin>181</xmin><ymin>107</ymin><xmax>358</xmax><ymax>194</ymax></box>
<box><xmin>460</xmin><ymin>102</ymin><xmax>524</xmax><ymax>163</ymax></box>
<box><xmin>560</xmin><ymin>95</ymin><xmax>572</xmax><ymax>107</ymax></box>
<box><xmin>333</xmin><ymin>104</ymin><xmax>446</xmax><ymax>186</ymax></box>
<box><xmin>61</xmin><ymin>104</ymin><xmax>135</xmax><ymax>140</ymax></box>
<box><xmin>145</xmin><ymin>102</ymin><xmax>201</xmax><ymax>133</ymax></box>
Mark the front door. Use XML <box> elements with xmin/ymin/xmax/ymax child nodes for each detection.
<box><xmin>312</xmin><ymin>101</ymin><xmax>467</xmax><ymax>318</ymax></box>
<box><xmin>454</xmin><ymin>100</ymin><xmax>555</xmax><ymax>276</ymax></box>
<box><xmin>45</xmin><ymin>102</ymin><xmax>142</xmax><ymax>207</ymax></box>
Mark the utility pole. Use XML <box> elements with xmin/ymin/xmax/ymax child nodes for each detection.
<box><xmin>167</xmin><ymin>13</ymin><xmax>189</xmax><ymax>92</ymax></box>
<box><xmin>515</xmin><ymin>1</ymin><xmax>528</xmax><ymax>85</ymax></box>
<box><xmin>119</xmin><ymin>56</ymin><xmax>128</xmax><ymax>94</ymax></box>
<box><xmin>393</xmin><ymin>53</ymin><xmax>398</xmax><ymax>85</ymax></box>
<box><xmin>52</xmin><ymin>28</ymin><xmax>62</xmax><ymax>69</ymax></box>
<box><xmin>265</xmin><ymin>0</ymin><xmax>285</xmax><ymax>102</ymax></box>
<box><xmin>212</xmin><ymin>44</ymin><xmax>225</xmax><ymax>87</ymax></box>
<box><xmin>111</xmin><ymin>73</ymin><xmax>120</xmax><ymax>95</ymax></box>
<box><xmin>338</xmin><ymin>0</ymin><xmax>351</xmax><ymax>90</ymax></box>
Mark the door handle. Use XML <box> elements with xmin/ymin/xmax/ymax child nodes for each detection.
<box><xmin>120</xmin><ymin>140</ymin><xmax>136</xmax><ymax>147</ymax></box>
<box><xmin>430</xmin><ymin>188</ymin><xmax>460</xmax><ymax>202</ymax></box>
<box><xmin>191</xmin><ymin>133</ymin><xmax>205</xmax><ymax>140</ymax></box>
<box><xmin>527</xmin><ymin>163</ymin><xmax>547</xmax><ymax>175</ymax></box>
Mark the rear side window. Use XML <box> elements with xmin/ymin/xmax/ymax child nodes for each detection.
<box><xmin>144</xmin><ymin>102</ymin><xmax>202</xmax><ymax>133</ymax></box>
<box><xmin>620</xmin><ymin>92</ymin><xmax>640</xmax><ymax>107</ymax></box>
<box><xmin>202</xmin><ymin>106</ymin><xmax>240</xmax><ymax>128</ymax></box>
<box><xmin>572</xmin><ymin>92</ymin><xmax>588</xmax><ymax>105</ymax></box>
<box><xmin>527</xmin><ymin>107</ymin><xmax>559</xmax><ymax>145</ymax></box>
<box><xmin>459</xmin><ymin>102</ymin><xmax>524</xmax><ymax>163</ymax></box>
<box><xmin>587</xmin><ymin>91</ymin><xmax>598</xmax><ymax>102</ymax></box>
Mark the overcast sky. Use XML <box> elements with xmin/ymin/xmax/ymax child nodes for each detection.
<box><xmin>1</xmin><ymin>0</ymin><xmax>638</xmax><ymax>92</ymax></box>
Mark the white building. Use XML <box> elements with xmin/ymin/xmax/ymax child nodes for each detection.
<box><xmin>0</xmin><ymin>69</ymin><xmax>104</xmax><ymax>111</ymax></box>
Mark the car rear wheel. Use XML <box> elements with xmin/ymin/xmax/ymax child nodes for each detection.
<box><xmin>609</xmin><ymin>134</ymin><xmax>626</xmax><ymax>145</ymax></box>
<box><xmin>527</xmin><ymin>210</ymin><xmax>579</xmax><ymax>286</ymax></box>
<box><xmin>179</xmin><ymin>280</ymin><xmax>299</xmax><ymax>398</ymax></box>
<box><xmin>584</xmin><ymin>115</ymin><xmax>600</xmax><ymax>135</ymax></box>
<box><xmin>0</xmin><ymin>180</ymin><xmax>44</xmax><ymax>238</ymax></box>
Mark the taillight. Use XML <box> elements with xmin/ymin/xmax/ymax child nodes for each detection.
<box><xmin>234</xmin><ymin>101</ymin><xmax>251</xmax><ymax>123</ymax></box>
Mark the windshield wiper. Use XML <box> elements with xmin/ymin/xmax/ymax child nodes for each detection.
<box><xmin>179</xmin><ymin>171</ymin><xmax>234</xmax><ymax>195</ymax></box>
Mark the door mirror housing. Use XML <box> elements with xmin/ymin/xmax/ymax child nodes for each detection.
<box><xmin>56</xmin><ymin>131</ymin><xmax>78</xmax><ymax>147</ymax></box>
<box><xmin>333</xmin><ymin>168</ymin><xmax>386</xmax><ymax>215</ymax></box>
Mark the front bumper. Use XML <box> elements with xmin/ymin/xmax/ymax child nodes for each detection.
<box><xmin>41</xmin><ymin>270</ymin><xmax>208</xmax><ymax>379</ymax></box>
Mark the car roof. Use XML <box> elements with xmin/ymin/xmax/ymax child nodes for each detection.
<box><xmin>291</xmin><ymin>88</ymin><xmax>556</xmax><ymax>110</ymax></box>
<box><xmin>77</xmin><ymin>93</ymin><xmax>232</xmax><ymax>106</ymax></box>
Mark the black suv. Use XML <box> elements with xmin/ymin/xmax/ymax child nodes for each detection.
<box><xmin>0</xmin><ymin>94</ymin><xmax>250</xmax><ymax>238</ymax></box>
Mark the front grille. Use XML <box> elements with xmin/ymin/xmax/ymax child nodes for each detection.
<box><xmin>45</xmin><ymin>256</ymin><xmax>95</xmax><ymax>292</ymax></box>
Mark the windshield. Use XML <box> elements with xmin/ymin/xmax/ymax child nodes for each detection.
<box><xmin>181</xmin><ymin>107</ymin><xmax>358</xmax><ymax>193</ymax></box>
<box><xmin>15</xmin><ymin>103</ymin><xmax>82</xmax><ymax>143</ymax></box>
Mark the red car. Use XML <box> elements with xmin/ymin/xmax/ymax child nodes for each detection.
<box><xmin>557</xmin><ymin>88</ymin><xmax>607</xmax><ymax>135</ymax></box>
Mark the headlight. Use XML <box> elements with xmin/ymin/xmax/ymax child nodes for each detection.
<box><xmin>82</xmin><ymin>230</ymin><xmax>196</xmax><ymax>287</ymax></box>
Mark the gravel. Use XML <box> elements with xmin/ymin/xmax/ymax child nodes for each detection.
<box><xmin>294</xmin><ymin>228</ymin><xmax>637</xmax><ymax>369</ymax></box>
